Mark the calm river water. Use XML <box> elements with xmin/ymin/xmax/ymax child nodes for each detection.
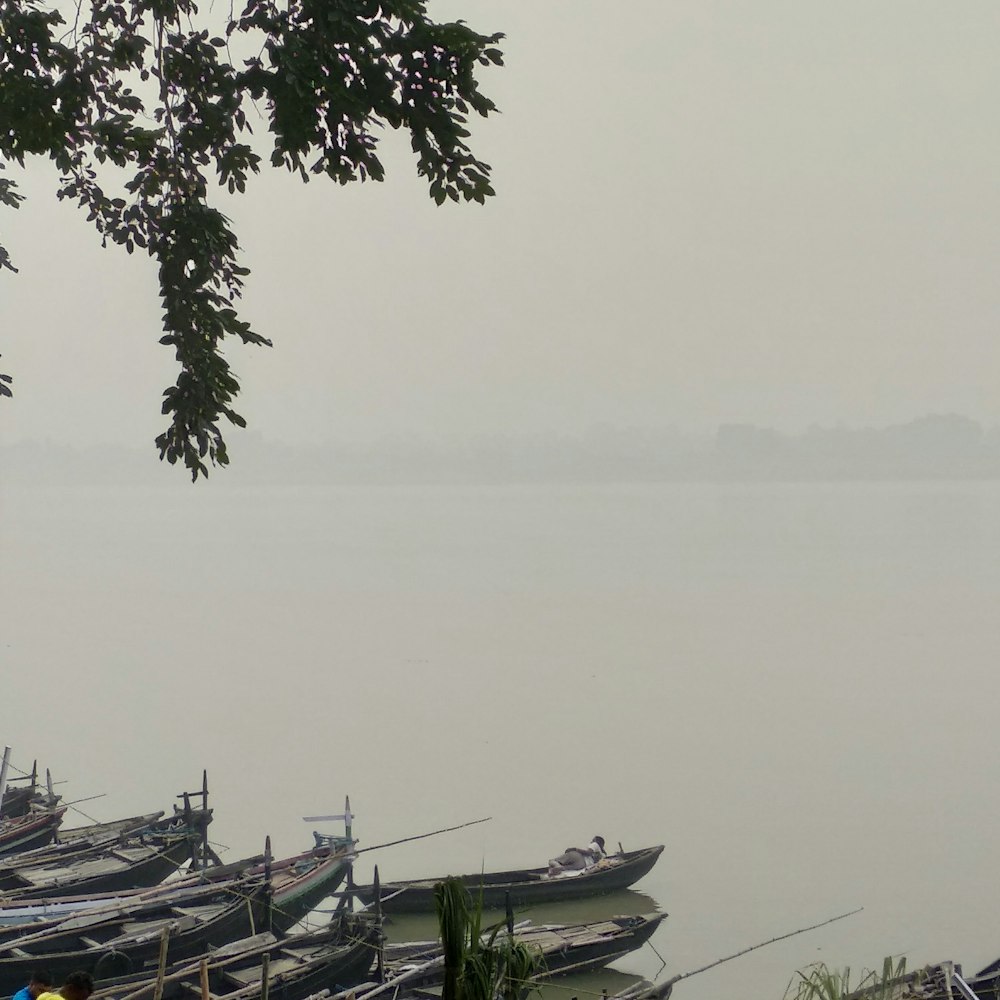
<box><xmin>3</xmin><ymin>480</ymin><xmax>1000</xmax><ymax>998</ymax></box>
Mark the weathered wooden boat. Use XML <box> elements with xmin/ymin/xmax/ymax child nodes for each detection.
<box><xmin>0</xmin><ymin>809</ymin><xmax>66</xmax><ymax>859</ymax></box>
<box><xmin>0</xmin><ymin>876</ymin><xmax>271</xmax><ymax>994</ymax></box>
<box><xmin>387</xmin><ymin>912</ymin><xmax>665</xmax><ymax>979</ymax></box>
<box><xmin>353</xmin><ymin>846</ymin><xmax>665</xmax><ymax>913</ymax></box>
<box><xmin>832</xmin><ymin>961</ymin><xmax>981</xmax><ymax>1000</ymax></box>
<box><xmin>0</xmin><ymin>813</ymin><xmax>170</xmax><ymax>872</ymax></box>
<box><xmin>0</xmin><ymin>809</ymin><xmax>212</xmax><ymax>899</ymax></box>
<box><xmin>254</xmin><ymin>844</ymin><xmax>355</xmax><ymax>934</ymax></box>
<box><xmin>88</xmin><ymin>915</ymin><xmax>381</xmax><ymax>1000</ymax></box>
<box><xmin>0</xmin><ymin>755</ymin><xmax>62</xmax><ymax>823</ymax></box>
<box><xmin>333</xmin><ymin>912</ymin><xmax>668</xmax><ymax>1000</ymax></box>
<box><xmin>0</xmin><ymin>781</ymin><xmax>50</xmax><ymax>822</ymax></box>
<box><xmin>961</xmin><ymin>956</ymin><xmax>1000</xmax><ymax>1000</ymax></box>
<box><xmin>0</xmin><ymin>840</ymin><xmax>354</xmax><ymax>941</ymax></box>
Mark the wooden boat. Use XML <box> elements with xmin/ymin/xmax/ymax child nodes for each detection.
<box><xmin>0</xmin><ymin>761</ymin><xmax>57</xmax><ymax>821</ymax></box>
<box><xmin>0</xmin><ymin>809</ymin><xmax>66</xmax><ymax>858</ymax></box>
<box><xmin>0</xmin><ymin>876</ymin><xmax>271</xmax><ymax>994</ymax></box>
<box><xmin>831</xmin><ymin>961</ymin><xmax>982</xmax><ymax>1000</ymax></box>
<box><xmin>0</xmin><ymin>810</ymin><xmax>213</xmax><ymax>899</ymax></box>
<box><xmin>0</xmin><ymin>841</ymin><xmax>354</xmax><ymax>940</ymax></box>
<box><xmin>388</xmin><ymin>912</ymin><xmax>665</xmax><ymax>979</ymax></box>
<box><xmin>88</xmin><ymin>916</ymin><xmax>381</xmax><ymax>1000</ymax></box>
<box><xmin>0</xmin><ymin>783</ymin><xmax>51</xmax><ymax>822</ymax></box>
<box><xmin>333</xmin><ymin>912</ymin><xmax>668</xmax><ymax>1000</ymax></box>
<box><xmin>353</xmin><ymin>846</ymin><xmax>665</xmax><ymax>913</ymax></box>
<box><xmin>0</xmin><ymin>813</ymin><xmax>170</xmax><ymax>872</ymax></box>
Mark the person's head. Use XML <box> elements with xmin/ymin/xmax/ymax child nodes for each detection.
<box><xmin>591</xmin><ymin>835</ymin><xmax>606</xmax><ymax>853</ymax></box>
<box><xmin>28</xmin><ymin>971</ymin><xmax>53</xmax><ymax>999</ymax></box>
<box><xmin>60</xmin><ymin>972</ymin><xmax>93</xmax><ymax>1000</ymax></box>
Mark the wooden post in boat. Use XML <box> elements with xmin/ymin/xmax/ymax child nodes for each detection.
<box><xmin>344</xmin><ymin>796</ymin><xmax>355</xmax><ymax>912</ymax></box>
<box><xmin>264</xmin><ymin>835</ymin><xmax>274</xmax><ymax>934</ymax></box>
<box><xmin>0</xmin><ymin>747</ymin><xmax>11</xmax><ymax>814</ymax></box>
<box><xmin>260</xmin><ymin>953</ymin><xmax>271</xmax><ymax>1000</ymax></box>
<box><xmin>152</xmin><ymin>924</ymin><xmax>171</xmax><ymax>1000</ymax></box>
<box><xmin>46</xmin><ymin>767</ymin><xmax>58</xmax><ymax>843</ymax></box>
<box><xmin>199</xmin><ymin>959</ymin><xmax>209</xmax><ymax>1000</ymax></box>
<box><xmin>201</xmin><ymin>771</ymin><xmax>210</xmax><ymax>870</ymax></box>
<box><xmin>373</xmin><ymin>865</ymin><xmax>384</xmax><ymax>984</ymax></box>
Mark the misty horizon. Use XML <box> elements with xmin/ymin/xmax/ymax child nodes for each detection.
<box><xmin>6</xmin><ymin>411</ymin><xmax>1000</xmax><ymax>484</ymax></box>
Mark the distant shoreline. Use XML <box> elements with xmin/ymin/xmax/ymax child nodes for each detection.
<box><xmin>6</xmin><ymin>413</ymin><xmax>1000</xmax><ymax>486</ymax></box>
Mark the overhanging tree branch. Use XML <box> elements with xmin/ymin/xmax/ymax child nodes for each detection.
<box><xmin>0</xmin><ymin>0</ymin><xmax>503</xmax><ymax>479</ymax></box>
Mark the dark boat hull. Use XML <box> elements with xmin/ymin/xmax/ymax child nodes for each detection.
<box><xmin>270</xmin><ymin>850</ymin><xmax>352</xmax><ymax>933</ymax></box>
<box><xmin>88</xmin><ymin>918</ymin><xmax>381</xmax><ymax>1000</ymax></box>
<box><xmin>0</xmin><ymin>811</ymin><xmax>64</xmax><ymax>859</ymax></box>
<box><xmin>3</xmin><ymin>836</ymin><xmax>196</xmax><ymax>899</ymax></box>
<box><xmin>380</xmin><ymin>912</ymin><xmax>668</xmax><ymax>994</ymax></box>
<box><xmin>0</xmin><ymin>881</ymin><xmax>269</xmax><ymax>995</ymax></box>
<box><xmin>355</xmin><ymin>846</ymin><xmax>664</xmax><ymax>913</ymax></box>
<box><xmin>537</xmin><ymin>914</ymin><xmax>665</xmax><ymax>976</ymax></box>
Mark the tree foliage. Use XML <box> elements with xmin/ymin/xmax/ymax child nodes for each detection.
<box><xmin>0</xmin><ymin>0</ymin><xmax>502</xmax><ymax>478</ymax></box>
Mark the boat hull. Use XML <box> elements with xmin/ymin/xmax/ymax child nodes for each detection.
<box><xmin>354</xmin><ymin>846</ymin><xmax>664</xmax><ymax>914</ymax></box>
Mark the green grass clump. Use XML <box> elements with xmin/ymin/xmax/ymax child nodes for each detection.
<box><xmin>434</xmin><ymin>877</ymin><xmax>543</xmax><ymax>1000</ymax></box>
<box><xmin>786</xmin><ymin>956</ymin><xmax>918</xmax><ymax>1000</ymax></box>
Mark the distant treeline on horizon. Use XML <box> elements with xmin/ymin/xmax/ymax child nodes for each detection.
<box><xmin>6</xmin><ymin>413</ymin><xmax>1000</xmax><ymax>485</ymax></box>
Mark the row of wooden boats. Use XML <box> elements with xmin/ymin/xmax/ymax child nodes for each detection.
<box><xmin>0</xmin><ymin>759</ymin><xmax>669</xmax><ymax>1000</ymax></box>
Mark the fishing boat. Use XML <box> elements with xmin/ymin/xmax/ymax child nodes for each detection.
<box><xmin>0</xmin><ymin>809</ymin><xmax>213</xmax><ymax>898</ymax></box>
<box><xmin>0</xmin><ymin>809</ymin><xmax>66</xmax><ymax>859</ymax></box>
<box><xmin>353</xmin><ymin>846</ymin><xmax>665</xmax><ymax>913</ymax></box>
<box><xmin>0</xmin><ymin>840</ymin><xmax>354</xmax><ymax>939</ymax></box>
<box><xmin>0</xmin><ymin>812</ymin><xmax>173</xmax><ymax>871</ymax></box>
<box><xmin>89</xmin><ymin>915</ymin><xmax>381</xmax><ymax>1000</ymax></box>
<box><xmin>0</xmin><ymin>765</ymin><xmax>54</xmax><ymax>821</ymax></box>
<box><xmin>388</xmin><ymin>912</ymin><xmax>665</xmax><ymax>979</ymax></box>
<box><xmin>0</xmin><ymin>877</ymin><xmax>272</xmax><ymax>994</ymax></box>
<box><xmin>333</xmin><ymin>912</ymin><xmax>668</xmax><ymax>1000</ymax></box>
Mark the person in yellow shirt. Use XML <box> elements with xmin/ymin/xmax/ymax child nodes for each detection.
<box><xmin>36</xmin><ymin>971</ymin><xmax>93</xmax><ymax>1000</ymax></box>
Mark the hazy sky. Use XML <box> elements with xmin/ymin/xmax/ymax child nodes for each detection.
<box><xmin>4</xmin><ymin>1</ymin><xmax>1000</xmax><ymax>449</ymax></box>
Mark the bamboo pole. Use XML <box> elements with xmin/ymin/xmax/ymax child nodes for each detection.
<box><xmin>618</xmin><ymin>907</ymin><xmax>865</xmax><ymax>998</ymax></box>
<box><xmin>199</xmin><ymin>959</ymin><xmax>209</xmax><ymax>1000</ymax></box>
<box><xmin>373</xmin><ymin>865</ymin><xmax>384</xmax><ymax>984</ymax></box>
<box><xmin>260</xmin><ymin>952</ymin><xmax>270</xmax><ymax>1000</ymax></box>
<box><xmin>356</xmin><ymin>817</ymin><xmax>491</xmax><ymax>855</ymax></box>
<box><xmin>152</xmin><ymin>924</ymin><xmax>171</xmax><ymax>1000</ymax></box>
<box><xmin>114</xmin><ymin>936</ymin><xmax>275</xmax><ymax>1000</ymax></box>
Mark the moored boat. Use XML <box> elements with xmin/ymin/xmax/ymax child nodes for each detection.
<box><xmin>332</xmin><ymin>912</ymin><xmax>668</xmax><ymax>1000</ymax></box>
<box><xmin>353</xmin><ymin>846</ymin><xmax>664</xmax><ymax>913</ymax></box>
<box><xmin>89</xmin><ymin>915</ymin><xmax>381</xmax><ymax>1000</ymax></box>
<box><xmin>0</xmin><ymin>809</ymin><xmax>212</xmax><ymax>898</ymax></box>
<box><xmin>0</xmin><ymin>809</ymin><xmax>66</xmax><ymax>859</ymax></box>
<box><xmin>0</xmin><ymin>876</ymin><xmax>271</xmax><ymax>994</ymax></box>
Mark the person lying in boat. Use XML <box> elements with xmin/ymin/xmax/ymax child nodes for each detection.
<box><xmin>546</xmin><ymin>835</ymin><xmax>607</xmax><ymax>877</ymax></box>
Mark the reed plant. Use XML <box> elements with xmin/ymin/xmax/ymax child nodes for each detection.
<box><xmin>434</xmin><ymin>877</ymin><xmax>543</xmax><ymax>1000</ymax></box>
<box><xmin>786</xmin><ymin>956</ymin><xmax>916</xmax><ymax>1000</ymax></box>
